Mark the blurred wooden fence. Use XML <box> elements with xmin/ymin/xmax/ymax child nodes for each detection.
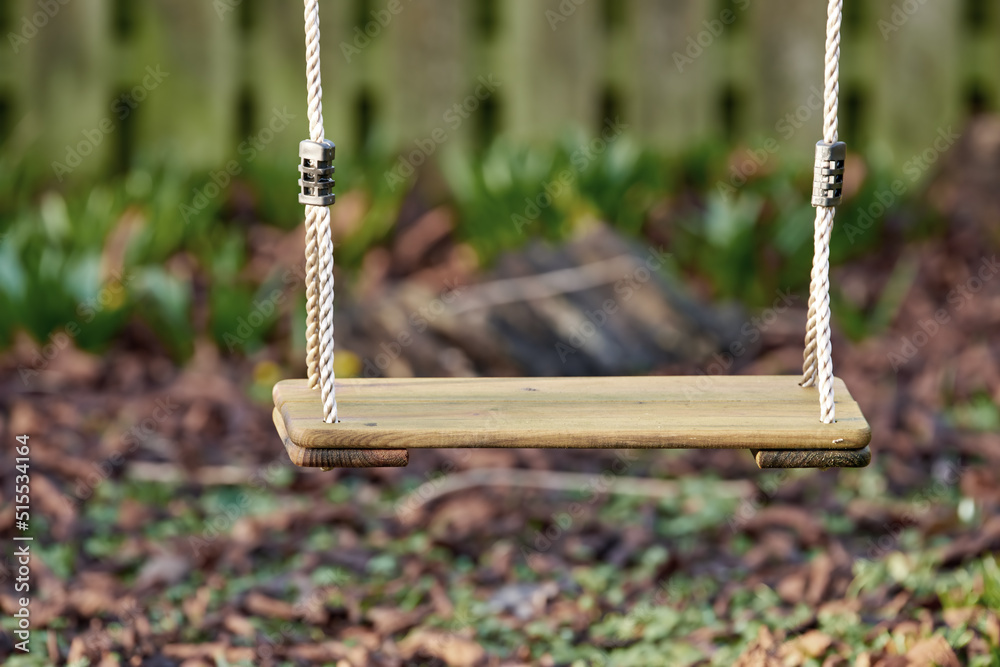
<box><xmin>0</xmin><ymin>0</ymin><xmax>996</xmax><ymax>179</ymax></box>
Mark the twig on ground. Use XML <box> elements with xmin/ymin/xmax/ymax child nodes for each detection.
<box><xmin>396</xmin><ymin>467</ymin><xmax>754</xmax><ymax>513</ymax></box>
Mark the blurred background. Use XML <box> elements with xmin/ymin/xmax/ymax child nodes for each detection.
<box><xmin>1</xmin><ymin>0</ymin><xmax>999</xmax><ymax>664</ymax></box>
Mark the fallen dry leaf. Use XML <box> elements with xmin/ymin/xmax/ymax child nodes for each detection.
<box><xmin>744</xmin><ymin>506</ymin><xmax>825</xmax><ymax>546</ymax></box>
<box><xmin>223</xmin><ymin>613</ymin><xmax>256</xmax><ymax>638</ymax></box>
<box><xmin>398</xmin><ymin>628</ymin><xmax>487</xmax><ymax>667</ymax></box>
<box><xmin>244</xmin><ymin>591</ymin><xmax>299</xmax><ymax>621</ymax></box>
<box><xmin>905</xmin><ymin>635</ymin><xmax>961</xmax><ymax>667</ymax></box>
<box><xmin>782</xmin><ymin>629</ymin><xmax>833</xmax><ymax>661</ymax></box>
<box><xmin>134</xmin><ymin>551</ymin><xmax>190</xmax><ymax>590</ymax></box>
<box><xmin>734</xmin><ymin>626</ymin><xmax>782</xmax><ymax>667</ymax></box>
<box><xmin>366</xmin><ymin>604</ymin><xmax>430</xmax><ymax>636</ymax></box>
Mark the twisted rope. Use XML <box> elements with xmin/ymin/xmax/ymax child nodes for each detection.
<box><xmin>299</xmin><ymin>0</ymin><xmax>840</xmax><ymax>428</ymax></box>
<box><xmin>800</xmin><ymin>0</ymin><xmax>842</xmax><ymax>423</ymax></box>
<box><xmin>303</xmin><ymin>0</ymin><xmax>337</xmax><ymax>422</ymax></box>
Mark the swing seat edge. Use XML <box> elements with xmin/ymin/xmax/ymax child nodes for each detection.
<box><xmin>271</xmin><ymin>375</ymin><xmax>871</xmax><ymax>469</ymax></box>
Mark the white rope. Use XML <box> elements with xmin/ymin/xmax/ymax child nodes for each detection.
<box><xmin>304</xmin><ymin>0</ymin><xmax>337</xmax><ymax>422</ymax></box>
<box><xmin>800</xmin><ymin>0</ymin><xmax>842</xmax><ymax>423</ymax></box>
<box><xmin>298</xmin><ymin>0</ymin><xmax>840</xmax><ymax>428</ymax></box>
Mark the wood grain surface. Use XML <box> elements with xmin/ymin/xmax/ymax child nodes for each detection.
<box><xmin>273</xmin><ymin>376</ymin><xmax>871</xmax><ymax>452</ymax></box>
<box><xmin>272</xmin><ymin>408</ymin><xmax>409</xmax><ymax>468</ymax></box>
<box><xmin>753</xmin><ymin>445</ymin><xmax>871</xmax><ymax>469</ymax></box>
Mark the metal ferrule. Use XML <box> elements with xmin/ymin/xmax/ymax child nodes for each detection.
<box><xmin>298</xmin><ymin>139</ymin><xmax>336</xmax><ymax>206</ymax></box>
<box><xmin>811</xmin><ymin>140</ymin><xmax>846</xmax><ymax>207</ymax></box>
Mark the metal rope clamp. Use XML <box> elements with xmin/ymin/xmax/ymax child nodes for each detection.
<box><xmin>299</xmin><ymin>139</ymin><xmax>336</xmax><ymax>206</ymax></box>
<box><xmin>811</xmin><ymin>140</ymin><xmax>846</xmax><ymax>207</ymax></box>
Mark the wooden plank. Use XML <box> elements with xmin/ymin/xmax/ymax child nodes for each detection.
<box><xmin>273</xmin><ymin>409</ymin><xmax>408</xmax><ymax>468</ymax></box>
<box><xmin>277</xmin><ymin>375</ymin><xmax>848</xmax><ymax>403</ymax></box>
<box><xmin>753</xmin><ymin>445</ymin><xmax>871</xmax><ymax>469</ymax></box>
<box><xmin>274</xmin><ymin>376</ymin><xmax>871</xmax><ymax>451</ymax></box>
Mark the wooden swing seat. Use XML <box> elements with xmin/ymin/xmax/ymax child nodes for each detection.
<box><xmin>272</xmin><ymin>375</ymin><xmax>871</xmax><ymax>469</ymax></box>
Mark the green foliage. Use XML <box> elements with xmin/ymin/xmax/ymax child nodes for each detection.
<box><xmin>443</xmin><ymin>132</ymin><xmax>674</xmax><ymax>261</ymax></box>
<box><xmin>1</xmin><ymin>138</ymin><xmax>938</xmax><ymax>357</ymax></box>
<box><xmin>947</xmin><ymin>395</ymin><xmax>1000</xmax><ymax>433</ymax></box>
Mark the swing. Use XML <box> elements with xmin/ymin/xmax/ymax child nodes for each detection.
<box><xmin>274</xmin><ymin>0</ymin><xmax>871</xmax><ymax>470</ymax></box>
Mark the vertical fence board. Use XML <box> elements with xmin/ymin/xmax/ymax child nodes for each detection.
<box><xmin>628</xmin><ymin>0</ymin><xmax>715</xmax><ymax>152</ymax></box>
<box><xmin>839</xmin><ymin>5</ymin><xmax>883</xmax><ymax>150</ymax></box>
<box><xmin>248</xmin><ymin>0</ymin><xmax>309</xmax><ymax>165</ymax></box>
<box><xmin>385</xmin><ymin>0</ymin><xmax>467</xmax><ymax>150</ymax></box>
<box><xmin>744</xmin><ymin>0</ymin><xmax>826</xmax><ymax>156</ymax></box>
<box><xmin>4</xmin><ymin>0</ymin><xmax>995</xmax><ymax>180</ymax></box>
<box><xmin>868</xmin><ymin>0</ymin><xmax>962</xmax><ymax>169</ymax></box>
<box><xmin>126</xmin><ymin>1</ymin><xmax>236</xmax><ymax>171</ymax></box>
<box><xmin>0</xmin><ymin>1</ymin><xmax>35</xmax><ymax>149</ymax></box>
<box><xmin>962</xmin><ymin>6</ymin><xmax>1000</xmax><ymax>115</ymax></box>
<box><xmin>323</xmin><ymin>0</ymin><xmax>368</xmax><ymax>154</ymax></box>
<box><xmin>498</xmin><ymin>0</ymin><xmax>602</xmax><ymax>143</ymax></box>
<box><xmin>21</xmin><ymin>0</ymin><xmax>112</xmax><ymax>178</ymax></box>
<box><xmin>604</xmin><ymin>2</ymin><xmax>632</xmax><ymax>126</ymax></box>
<box><xmin>718</xmin><ymin>5</ymin><xmax>755</xmax><ymax>145</ymax></box>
